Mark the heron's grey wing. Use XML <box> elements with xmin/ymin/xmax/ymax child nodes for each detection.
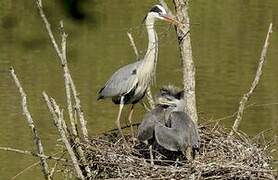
<box><xmin>137</xmin><ymin>112</ymin><xmax>155</xmax><ymax>142</ymax></box>
<box><xmin>170</xmin><ymin>112</ymin><xmax>200</xmax><ymax>149</ymax></box>
<box><xmin>154</xmin><ymin>122</ymin><xmax>184</xmax><ymax>151</ymax></box>
<box><xmin>137</xmin><ymin>107</ymin><xmax>165</xmax><ymax>142</ymax></box>
<box><xmin>155</xmin><ymin>111</ymin><xmax>196</xmax><ymax>151</ymax></box>
<box><xmin>98</xmin><ymin>61</ymin><xmax>141</xmax><ymax>98</ymax></box>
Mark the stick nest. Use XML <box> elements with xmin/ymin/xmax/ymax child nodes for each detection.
<box><xmin>77</xmin><ymin>123</ymin><xmax>277</xmax><ymax>179</ymax></box>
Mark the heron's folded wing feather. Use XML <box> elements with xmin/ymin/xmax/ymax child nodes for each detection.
<box><xmin>98</xmin><ymin>61</ymin><xmax>141</xmax><ymax>98</ymax></box>
<box><xmin>156</xmin><ymin>112</ymin><xmax>196</xmax><ymax>151</ymax></box>
<box><xmin>137</xmin><ymin>106</ymin><xmax>166</xmax><ymax>142</ymax></box>
<box><xmin>170</xmin><ymin>112</ymin><xmax>200</xmax><ymax>149</ymax></box>
<box><xmin>137</xmin><ymin>112</ymin><xmax>156</xmax><ymax>142</ymax></box>
<box><xmin>154</xmin><ymin>122</ymin><xmax>182</xmax><ymax>151</ymax></box>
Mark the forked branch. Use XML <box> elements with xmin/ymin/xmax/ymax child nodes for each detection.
<box><xmin>35</xmin><ymin>0</ymin><xmax>89</xmax><ymax>142</ymax></box>
<box><xmin>43</xmin><ymin>92</ymin><xmax>85</xmax><ymax>180</ymax></box>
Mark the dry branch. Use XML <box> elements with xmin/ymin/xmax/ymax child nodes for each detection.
<box><xmin>127</xmin><ymin>32</ymin><xmax>139</xmax><ymax>59</ymax></box>
<box><xmin>60</xmin><ymin>21</ymin><xmax>78</xmax><ymax>137</ymax></box>
<box><xmin>68</xmin><ymin>75</ymin><xmax>89</xmax><ymax>142</ymax></box>
<box><xmin>10</xmin><ymin>161</ymin><xmax>41</xmax><ymax>180</ymax></box>
<box><xmin>35</xmin><ymin>0</ymin><xmax>89</xmax><ymax>142</ymax></box>
<box><xmin>230</xmin><ymin>23</ymin><xmax>273</xmax><ymax>136</ymax></box>
<box><xmin>0</xmin><ymin>146</ymin><xmax>67</xmax><ymax>162</ymax></box>
<box><xmin>9</xmin><ymin>67</ymin><xmax>51</xmax><ymax>180</ymax></box>
<box><xmin>36</xmin><ymin>0</ymin><xmax>92</xmax><ymax>177</ymax></box>
<box><xmin>159</xmin><ymin>0</ymin><xmax>174</xmax><ymax>16</ymax></box>
<box><xmin>42</xmin><ymin>92</ymin><xmax>85</xmax><ymax>180</ymax></box>
<box><xmin>146</xmin><ymin>88</ymin><xmax>155</xmax><ymax>109</ymax></box>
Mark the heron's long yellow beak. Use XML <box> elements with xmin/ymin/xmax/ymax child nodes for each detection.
<box><xmin>161</xmin><ymin>15</ymin><xmax>183</xmax><ymax>27</ymax></box>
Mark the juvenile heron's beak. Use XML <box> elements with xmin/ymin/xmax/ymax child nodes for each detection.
<box><xmin>156</xmin><ymin>97</ymin><xmax>175</xmax><ymax>106</ymax></box>
<box><xmin>161</xmin><ymin>15</ymin><xmax>183</xmax><ymax>27</ymax></box>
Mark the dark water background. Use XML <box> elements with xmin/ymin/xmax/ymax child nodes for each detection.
<box><xmin>0</xmin><ymin>0</ymin><xmax>277</xmax><ymax>179</ymax></box>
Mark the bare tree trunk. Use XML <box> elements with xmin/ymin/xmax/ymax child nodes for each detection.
<box><xmin>172</xmin><ymin>0</ymin><xmax>198</xmax><ymax>122</ymax></box>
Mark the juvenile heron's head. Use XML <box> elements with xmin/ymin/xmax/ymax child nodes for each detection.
<box><xmin>155</xmin><ymin>85</ymin><xmax>185</xmax><ymax>110</ymax></box>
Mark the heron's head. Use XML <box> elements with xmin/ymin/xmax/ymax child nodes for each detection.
<box><xmin>144</xmin><ymin>4</ymin><xmax>179</xmax><ymax>26</ymax></box>
<box><xmin>155</xmin><ymin>85</ymin><xmax>185</xmax><ymax>110</ymax></box>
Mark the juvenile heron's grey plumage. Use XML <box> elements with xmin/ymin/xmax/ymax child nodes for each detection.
<box><xmin>97</xmin><ymin>5</ymin><xmax>178</xmax><ymax>142</ymax></box>
<box><xmin>137</xmin><ymin>85</ymin><xmax>200</xmax><ymax>157</ymax></box>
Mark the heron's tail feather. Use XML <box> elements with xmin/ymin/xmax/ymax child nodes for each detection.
<box><xmin>97</xmin><ymin>95</ymin><xmax>104</xmax><ymax>100</ymax></box>
<box><xmin>97</xmin><ymin>86</ymin><xmax>105</xmax><ymax>100</ymax></box>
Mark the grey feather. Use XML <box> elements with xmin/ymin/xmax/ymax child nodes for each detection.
<box><xmin>155</xmin><ymin>112</ymin><xmax>192</xmax><ymax>152</ymax></box>
<box><xmin>98</xmin><ymin>61</ymin><xmax>141</xmax><ymax>99</ymax></box>
<box><xmin>138</xmin><ymin>85</ymin><xmax>200</xmax><ymax>153</ymax></box>
<box><xmin>137</xmin><ymin>106</ymin><xmax>166</xmax><ymax>142</ymax></box>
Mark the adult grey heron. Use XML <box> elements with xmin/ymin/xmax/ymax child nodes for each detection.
<box><xmin>137</xmin><ymin>85</ymin><xmax>200</xmax><ymax>159</ymax></box>
<box><xmin>97</xmin><ymin>5</ymin><xmax>178</xmax><ymax>142</ymax></box>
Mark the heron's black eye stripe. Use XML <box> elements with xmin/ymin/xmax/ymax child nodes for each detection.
<box><xmin>132</xmin><ymin>69</ymin><xmax>137</xmax><ymax>75</ymax></box>
<box><xmin>149</xmin><ymin>6</ymin><xmax>162</xmax><ymax>13</ymax></box>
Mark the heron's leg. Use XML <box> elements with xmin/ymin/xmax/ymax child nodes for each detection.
<box><xmin>175</xmin><ymin>158</ymin><xmax>179</xmax><ymax>168</ymax></box>
<box><xmin>149</xmin><ymin>145</ymin><xmax>154</xmax><ymax>166</ymax></box>
<box><xmin>128</xmin><ymin>104</ymin><xmax>135</xmax><ymax>142</ymax></box>
<box><xmin>116</xmin><ymin>97</ymin><xmax>127</xmax><ymax>144</ymax></box>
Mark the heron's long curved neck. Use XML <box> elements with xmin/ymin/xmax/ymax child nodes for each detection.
<box><xmin>144</xmin><ymin>18</ymin><xmax>158</xmax><ymax>63</ymax></box>
<box><xmin>141</xmin><ymin>16</ymin><xmax>158</xmax><ymax>86</ymax></box>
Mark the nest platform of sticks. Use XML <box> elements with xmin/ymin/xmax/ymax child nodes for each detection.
<box><xmin>2</xmin><ymin>1</ymin><xmax>276</xmax><ymax>180</ymax></box>
<box><xmin>80</xmin><ymin>123</ymin><xmax>276</xmax><ymax>179</ymax></box>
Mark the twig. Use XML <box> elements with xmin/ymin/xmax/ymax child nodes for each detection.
<box><xmin>35</xmin><ymin>0</ymin><xmax>63</xmax><ymax>60</ymax></box>
<box><xmin>42</xmin><ymin>92</ymin><xmax>85</xmax><ymax>180</ymax></box>
<box><xmin>49</xmin><ymin>161</ymin><xmax>59</xmax><ymax>179</ymax></box>
<box><xmin>9</xmin><ymin>67</ymin><xmax>51</xmax><ymax>180</ymax></box>
<box><xmin>141</xmin><ymin>101</ymin><xmax>151</xmax><ymax>112</ymax></box>
<box><xmin>146</xmin><ymin>87</ymin><xmax>155</xmax><ymax>110</ymax></box>
<box><xmin>0</xmin><ymin>146</ymin><xmax>67</xmax><ymax>162</ymax></box>
<box><xmin>127</xmin><ymin>32</ymin><xmax>139</xmax><ymax>59</ymax></box>
<box><xmin>43</xmin><ymin>92</ymin><xmax>92</xmax><ymax>178</ymax></box>
<box><xmin>60</xmin><ymin>21</ymin><xmax>78</xmax><ymax>137</ymax></box>
<box><xmin>10</xmin><ymin>161</ymin><xmax>40</xmax><ymax>180</ymax></box>
<box><xmin>35</xmin><ymin>0</ymin><xmax>89</xmax><ymax>142</ymax></box>
<box><xmin>69</xmin><ymin>74</ymin><xmax>89</xmax><ymax>142</ymax></box>
<box><xmin>106</xmin><ymin>122</ymin><xmax>141</xmax><ymax>133</ymax></box>
<box><xmin>159</xmin><ymin>0</ymin><xmax>174</xmax><ymax>16</ymax></box>
<box><xmin>230</xmin><ymin>23</ymin><xmax>273</xmax><ymax>136</ymax></box>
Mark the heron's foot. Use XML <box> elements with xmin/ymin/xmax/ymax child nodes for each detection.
<box><xmin>129</xmin><ymin>127</ymin><xmax>135</xmax><ymax>139</ymax></box>
<box><xmin>128</xmin><ymin>127</ymin><xmax>136</xmax><ymax>145</ymax></box>
<box><xmin>174</xmin><ymin>158</ymin><xmax>180</xmax><ymax>168</ymax></box>
<box><xmin>118</xmin><ymin>131</ymin><xmax>128</xmax><ymax>145</ymax></box>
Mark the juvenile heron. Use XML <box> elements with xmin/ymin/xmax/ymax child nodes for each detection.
<box><xmin>97</xmin><ymin>5</ymin><xmax>178</xmax><ymax>142</ymax></box>
<box><xmin>137</xmin><ymin>85</ymin><xmax>200</xmax><ymax>158</ymax></box>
